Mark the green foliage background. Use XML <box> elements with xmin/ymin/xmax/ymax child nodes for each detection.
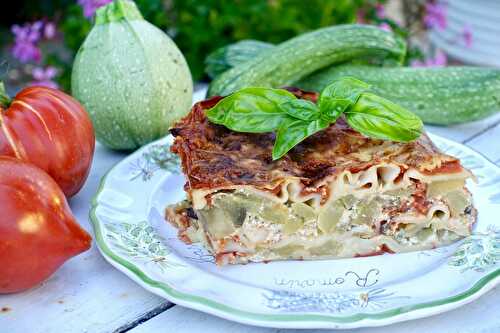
<box><xmin>3</xmin><ymin>0</ymin><xmax>387</xmax><ymax>89</ymax></box>
<box><xmin>168</xmin><ymin>0</ymin><xmax>372</xmax><ymax>80</ymax></box>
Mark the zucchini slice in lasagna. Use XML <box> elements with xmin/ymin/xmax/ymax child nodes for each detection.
<box><xmin>166</xmin><ymin>91</ymin><xmax>476</xmax><ymax>265</ymax></box>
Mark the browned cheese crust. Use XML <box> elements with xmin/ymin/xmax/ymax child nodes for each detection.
<box><xmin>170</xmin><ymin>89</ymin><xmax>463</xmax><ymax>202</ymax></box>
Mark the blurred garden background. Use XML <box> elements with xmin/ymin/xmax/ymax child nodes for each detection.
<box><xmin>1</xmin><ymin>0</ymin><xmax>496</xmax><ymax>93</ymax></box>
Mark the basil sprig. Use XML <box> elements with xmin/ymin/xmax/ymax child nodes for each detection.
<box><xmin>206</xmin><ymin>77</ymin><xmax>423</xmax><ymax>160</ymax></box>
<box><xmin>206</xmin><ymin>87</ymin><xmax>294</xmax><ymax>132</ymax></box>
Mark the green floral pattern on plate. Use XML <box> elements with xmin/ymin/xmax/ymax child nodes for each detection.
<box><xmin>105</xmin><ymin>221</ymin><xmax>185</xmax><ymax>271</ymax></box>
<box><xmin>449</xmin><ymin>226</ymin><xmax>500</xmax><ymax>272</ymax></box>
<box><xmin>129</xmin><ymin>143</ymin><xmax>180</xmax><ymax>181</ymax></box>
<box><xmin>263</xmin><ymin>288</ymin><xmax>410</xmax><ymax>313</ymax></box>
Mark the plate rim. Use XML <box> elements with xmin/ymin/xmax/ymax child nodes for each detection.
<box><xmin>89</xmin><ymin>133</ymin><xmax>500</xmax><ymax>329</ymax></box>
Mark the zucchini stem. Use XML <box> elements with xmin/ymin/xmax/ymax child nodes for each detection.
<box><xmin>95</xmin><ymin>0</ymin><xmax>143</xmax><ymax>25</ymax></box>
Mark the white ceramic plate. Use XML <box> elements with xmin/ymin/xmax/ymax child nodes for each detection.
<box><xmin>90</xmin><ymin>133</ymin><xmax>500</xmax><ymax>329</ymax></box>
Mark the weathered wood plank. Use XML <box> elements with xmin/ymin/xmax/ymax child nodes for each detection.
<box><xmin>425</xmin><ymin>113</ymin><xmax>500</xmax><ymax>143</ymax></box>
<box><xmin>128</xmin><ymin>306</ymin><xmax>274</xmax><ymax>333</ymax></box>
<box><xmin>465</xmin><ymin>122</ymin><xmax>500</xmax><ymax>163</ymax></box>
<box><xmin>114</xmin><ymin>303</ymin><xmax>174</xmax><ymax>333</ymax></box>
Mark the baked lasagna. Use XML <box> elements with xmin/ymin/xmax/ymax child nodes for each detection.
<box><xmin>166</xmin><ymin>90</ymin><xmax>476</xmax><ymax>265</ymax></box>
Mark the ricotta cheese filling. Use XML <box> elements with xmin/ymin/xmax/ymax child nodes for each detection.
<box><xmin>166</xmin><ymin>178</ymin><xmax>475</xmax><ymax>264</ymax></box>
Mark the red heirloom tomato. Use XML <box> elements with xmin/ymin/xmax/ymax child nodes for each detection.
<box><xmin>0</xmin><ymin>83</ymin><xmax>95</xmax><ymax>197</ymax></box>
<box><xmin>0</xmin><ymin>157</ymin><xmax>92</xmax><ymax>294</ymax></box>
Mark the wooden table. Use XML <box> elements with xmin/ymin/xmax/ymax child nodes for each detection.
<box><xmin>1</xmin><ymin>87</ymin><xmax>500</xmax><ymax>333</ymax></box>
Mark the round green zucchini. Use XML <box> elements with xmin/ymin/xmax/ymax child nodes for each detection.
<box><xmin>72</xmin><ymin>0</ymin><xmax>193</xmax><ymax>150</ymax></box>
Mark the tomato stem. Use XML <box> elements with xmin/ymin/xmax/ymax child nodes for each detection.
<box><xmin>0</xmin><ymin>82</ymin><xmax>11</xmax><ymax>109</ymax></box>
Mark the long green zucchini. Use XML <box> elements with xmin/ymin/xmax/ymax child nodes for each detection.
<box><xmin>297</xmin><ymin>65</ymin><xmax>500</xmax><ymax>125</ymax></box>
<box><xmin>207</xmin><ymin>24</ymin><xmax>406</xmax><ymax>97</ymax></box>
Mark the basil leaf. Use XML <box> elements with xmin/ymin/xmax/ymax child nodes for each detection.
<box><xmin>278</xmin><ymin>99</ymin><xmax>320</xmax><ymax>121</ymax></box>
<box><xmin>318</xmin><ymin>97</ymin><xmax>352</xmax><ymax>121</ymax></box>
<box><xmin>345</xmin><ymin>92</ymin><xmax>423</xmax><ymax>142</ymax></box>
<box><xmin>319</xmin><ymin>77</ymin><xmax>371</xmax><ymax>120</ymax></box>
<box><xmin>272</xmin><ymin>117</ymin><xmax>330</xmax><ymax>160</ymax></box>
<box><xmin>320</xmin><ymin>77</ymin><xmax>371</xmax><ymax>105</ymax></box>
<box><xmin>206</xmin><ymin>87</ymin><xmax>296</xmax><ymax>132</ymax></box>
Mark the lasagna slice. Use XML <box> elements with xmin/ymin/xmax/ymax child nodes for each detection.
<box><xmin>166</xmin><ymin>90</ymin><xmax>476</xmax><ymax>265</ymax></box>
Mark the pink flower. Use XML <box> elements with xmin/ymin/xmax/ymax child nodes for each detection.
<box><xmin>30</xmin><ymin>66</ymin><xmax>59</xmax><ymax>89</ymax></box>
<box><xmin>11</xmin><ymin>23</ymin><xmax>43</xmax><ymax>63</ymax></box>
<box><xmin>11</xmin><ymin>41</ymin><xmax>41</xmax><ymax>63</ymax></box>
<box><xmin>379</xmin><ymin>22</ymin><xmax>392</xmax><ymax>32</ymax></box>
<box><xmin>411</xmin><ymin>50</ymin><xmax>447</xmax><ymax>67</ymax></box>
<box><xmin>424</xmin><ymin>2</ymin><xmax>447</xmax><ymax>30</ymax></box>
<box><xmin>44</xmin><ymin>22</ymin><xmax>57</xmax><ymax>40</ymax></box>
<box><xmin>31</xmin><ymin>21</ymin><xmax>43</xmax><ymax>33</ymax></box>
<box><xmin>11</xmin><ymin>21</ymin><xmax>58</xmax><ymax>63</ymax></box>
<box><xmin>432</xmin><ymin>50</ymin><xmax>447</xmax><ymax>66</ymax></box>
<box><xmin>462</xmin><ymin>24</ymin><xmax>473</xmax><ymax>48</ymax></box>
<box><xmin>78</xmin><ymin>0</ymin><xmax>113</xmax><ymax>18</ymax></box>
<box><xmin>375</xmin><ymin>3</ymin><xmax>385</xmax><ymax>19</ymax></box>
<box><xmin>11</xmin><ymin>23</ymin><xmax>41</xmax><ymax>44</ymax></box>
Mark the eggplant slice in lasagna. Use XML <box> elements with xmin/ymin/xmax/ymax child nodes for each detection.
<box><xmin>166</xmin><ymin>90</ymin><xmax>476</xmax><ymax>265</ymax></box>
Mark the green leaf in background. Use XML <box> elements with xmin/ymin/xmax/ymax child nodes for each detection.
<box><xmin>272</xmin><ymin>117</ymin><xmax>330</xmax><ymax>160</ymax></box>
<box><xmin>278</xmin><ymin>99</ymin><xmax>320</xmax><ymax>121</ymax></box>
<box><xmin>318</xmin><ymin>77</ymin><xmax>370</xmax><ymax>120</ymax></box>
<box><xmin>345</xmin><ymin>92</ymin><xmax>423</xmax><ymax>142</ymax></box>
<box><xmin>206</xmin><ymin>87</ymin><xmax>296</xmax><ymax>132</ymax></box>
